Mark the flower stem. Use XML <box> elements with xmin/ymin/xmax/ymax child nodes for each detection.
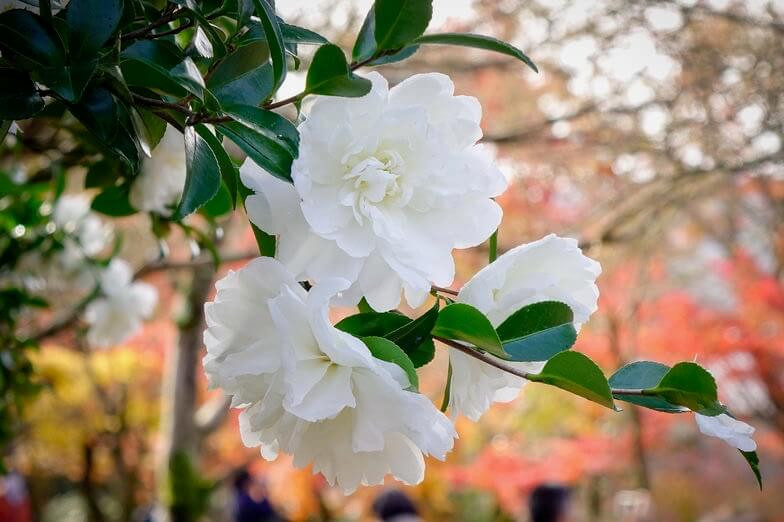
<box><xmin>488</xmin><ymin>229</ymin><xmax>498</xmax><ymax>263</ymax></box>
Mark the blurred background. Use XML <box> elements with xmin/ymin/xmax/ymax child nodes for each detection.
<box><xmin>2</xmin><ymin>0</ymin><xmax>784</xmax><ymax>520</ymax></box>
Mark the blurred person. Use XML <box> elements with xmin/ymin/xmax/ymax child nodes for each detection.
<box><xmin>233</xmin><ymin>469</ymin><xmax>282</xmax><ymax>522</ymax></box>
<box><xmin>529</xmin><ymin>484</ymin><xmax>573</xmax><ymax>522</ymax></box>
<box><xmin>372</xmin><ymin>489</ymin><xmax>422</xmax><ymax>522</ymax></box>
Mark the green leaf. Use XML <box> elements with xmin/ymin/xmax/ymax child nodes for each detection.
<box><xmin>220</xmin><ymin>104</ymin><xmax>299</xmax><ymax>157</ymax></box>
<box><xmin>91</xmin><ymin>185</ymin><xmax>136</xmax><ymax>216</ymax></box>
<box><xmin>249</xmin><ymin>222</ymin><xmax>275</xmax><ymax>256</ymax></box>
<box><xmin>367</xmin><ymin>45</ymin><xmax>419</xmax><ymax>66</ymax></box>
<box><xmin>336</xmin><ymin>311</ymin><xmax>409</xmax><ymax>338</ymax></box>
<box><xmin>183</xmin><ymin>0</ymin><xmax>227</xmax><ymax>58</ymax></box>
<box><xmin>65</xmin><ymin>0</ymin><xmax>123</xmax><ymax>58</ymax></box>
<box><xmin>121</xmin><ymin>41</ymin><xmax>204</xmax><ymax>99</ymax></box>
<box><xmin>412</xmin><ymin>33</ymin><xmax>538</xmax><ymax>72</ymax></box>
<box><xmin>69</xmin><ymin>86</ymin><xmax>140</xmax><ymax>170</ymax></box>
<box><xmin>361</xmin><ymin>336</ymin><xmax>418</xmax><ymax>390</ymax></box>
<box><xmin>0</xmin><ymin>68</ymin><xmax>44</xmax><ymax>120</ymax></box>
<box><xmin>175</xmin><ymin>124</ymin><xmax>222</xmax><ymax>219</ymax></box>
<box><xmin>0</xmin><ymin>9</ymin><xmax>65</xmax><ymax>69</ymax></box>
<box><xmin>650</xmin><ymin>362</ymin><xmax>721</xmax><ymax>413</ymax></box>
<box><xmin>374</xmin><ymin>0</ymin><xmax>432</xmax><ymax>52</ymax></box>
<box><xmin>280</xmin><ymin>22</ymin><xmax>328</xmax><ymax>45</ymax></box>
<box><xmin>386</xmin><ymin>302</ymin><xmax>438</xmax><ymax>367</ymax></box>
<box><xmin>217</xmin><ymin>121</ymin><xmax>293</xmax><ymax>182</ymax></box>
<box><xmin>33</xmin><ymin>60</ymin><xmax>97</xmax><ymax>102</ymax></box>
<box><xmin>136</xmin><ymin>108</ymin><xmax>167</xmax><ymax>150</ymax></box>
<box><xmin>84</xmin><ymin>159</ymin><xmax>119</xmax><ymax>189</ymax></box>
<box><xmin>528</xmin><ymin>351</ymin><xmax>616</xmax><ymax>409</ymax></box>
<box><xmin>352</xmin><ymin>6</ymin><xmax>376</xmax><ymax>62</ymax></box>
<box><xmin>206</xmin><ymin>41</ymin><xmax>269</xmax><ymax>91</ymax></box>
<box><xmin>496</xmin><ymin>301</ymin><xmax>577</xmax><ymax>362</ymax></box>
<box><xmin>251</xmin><ymin>0</ymin><xmax>286</xmax><ymax>91</ymax></box>
<box><xmin>306</xmin><ymin>44</ymin><xmax>372</xmax><ymax>97</ymax></box>
<box><xmin>432</xmin><ymin>303</ymin><xmax>505</xmax><ymax>358</ymax></box>
<box><xmin>740</xmin><ymin>450</ymin><xmax>762</xmax><ymax>489</ymax></box>
<box><xmin>609</xmin><ymin>361</ymin><xmax>688</xmax><ymax>413</ymax></box>
<box><xmin>211</xmin><ymin>62</ymin><xmax>274</xmax><ymax>107</ymax></box>
<box><xmin>194</xmin><ymin>123</ymin><xmax>239</xmax><ymax>209</ymax></box>
<box><xmin>202</xmin><ymin>182</ymin><xmax>233</xmax><ymax>217</ymax></box>
<box><xmin>358</xmin><ymin>297</ymin><xmax>374</xmax><ymax>314</ymax></box>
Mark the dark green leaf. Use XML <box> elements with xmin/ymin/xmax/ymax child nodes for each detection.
<box><xmin>69</xmin><ymin>86</ymin><xmax>140</xmax><ymax>170</ymax></box>
<box><xmin>220</xmin><ymin>104</ymin><xmax>299</xmax><ymax>156</ymax></box>
<box><xmin>374</xmin><ymin>0</ymin><xmax>432</xmax><ymax>52</ymax></box>
<box><xmin>211</xmin><ymin>62</ymin><xmax>274</xmax><ymax>107</ymax></box>
<box><xmin>202</xmin><ymin>182</ymin><xmax>233</xmax><ymax>217</ymax></box>
<box><xmin>528</xmin><ymin>351</ymin><xmax>616</xmax><ymax>409</ymax></box>
<box><xmin>280</xmin><ymin>22</ymin><xmax>328</xmax><ymax>45</ymax></box>
<box><xmin>34</xmin><ymin>60</ymin><xmax>97</xmax><ymax>102</ymax></box>
<box><xmin>358</xmin><ymin>297</ymin><xmax>374</xmax><ymax>314</ymax></box>
<box><xmin>352</xmin><ymin>6</ymin><xmax>376</xmax><ymax>62</ymax></box>
<box><xmin>206</xmin><ymin>41</ymin><xmax>269</xmax><ymax>90</ymax></box>
<box><xmin>84</xmin><ymin>159</ymin><xmax>119</xmax><ymax>189</ymax></box>
<box><xmin>496</xmin><ymin>301</ymin><xmax>577</xmax><ymax>362</ymax></box>
<box><xmin>91</xmin><ymin>185</ymin><xmax>136</xmax><ymax>216</ymax></box>
<box><xmin>368</xmin><ymin>45</ymin><xmax>418</xmax><ymax>65</ymax></box>
<box><xmin>651</xmin><ymin>362</ymin><xmax>720</xmax><ymax>413</ymax></box>
<box><xmin>361</xmin><ymin>336</ymin><xmax>418</xmax><ymax>390</ymax></box>
<box><xmin>184</xmin><ymin>0</ymin><xmax>227</xmax><ymax>58</ymax></box>
<box><xmin>251</xmin><ymin>0</ymin><xmax>286</xmax><ymax>90</ymax></box>
<box><xmin>306</xmin><ymin>44</ymin><xmax>372</xmax><ymax>97</ymax></box>
<box><xmin>195</xmin><ymin>123</ymin><xmax>239</xmax><ymax>208</ymax></box>
<box><xmin>740</xmin><ymin>450</ymin><xmax>762</xmax><ymax>489</ymax></box>
<box><xmin>136</xmin><ymin>108</ymin><xmax>167</xmax><ymax>149</ymax></box>
<box><xmin>412</xmin><ymin>33</ymin><xmax>538</xmax><ymax>72</ymax></box>
<box><xmin>175</xmin><ymin>124</ymin><xmax>222</xmax><ymax>219</ymax></box>
<box><xmin>432</xmin><ymin>303</ymin><xmax>505</xmax><ymax>358</ymax></box>
<box><xmin>217</xmin><ymin>121</ymin><xmax>293</xmax><ymax>182</ymax></box>
<box><xmin>0</xmin><ymin>68</ymin><xmax>44</xmax><ymax>120</ymax></box>
<box><xmin>0</xmin><ymin>9</ymin><xmax>65</xmax><ymax>68</ymax></box>
<box><xmin>66</xmin><ymin>0</ymin><xmax>123</xmax><ymax>58</ymax></box>
<box><xmin>249</xmin><ymin>222</ymin><xmax>275</xmax><ymax>256</ymax></box>
<box><xmin>609</xmin><ymin>361</ymin><xmax>688</xmax><ymax>413</ymax></box>
<box><xmin>121</xmin><ymin>41</ymin><xmax>204</xmax><ymax>99</ymax></box>
<box><xmin>386</xmin><ymin>302</ymin><xmax>438</xmax><ymax>367</ymax></box>
<box><xmin>336</xmin><ymin>311</ymin><xmax>409</xmax><ymax>337</ymax></box>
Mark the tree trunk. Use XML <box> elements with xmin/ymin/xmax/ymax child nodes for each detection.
<box><xmin>156</xmin><ymin>262</ymin><xmax>216</xmax><ymax>522</ymax></box>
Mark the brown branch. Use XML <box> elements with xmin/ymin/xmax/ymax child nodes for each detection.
<box><xmin>121</xmin><ymin>7</ymin><xmax>186</xmax><ymax>42</ymax></box>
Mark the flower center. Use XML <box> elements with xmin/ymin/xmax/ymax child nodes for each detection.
<box><xmin>340</xmin><ymin>150</ymin><xmax>410</xmax><ymax>224</ymax></box>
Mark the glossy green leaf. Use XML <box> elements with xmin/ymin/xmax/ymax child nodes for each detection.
<box><xmin>361</xmin><ymin>336</ymin><xmax>418</xmax><ymax>390</ymax></box>
<box><xmin>609</xmin><ymin>361</ymin><xmax>687</xmax><ymax>413</ymax></box>
<box><xmin>352</xmin><ymin>6</ymin><xmax>376</xmax><ymax>62</ymax></box>
<box><xmin>306</xmin><ymin>44</ymin><xmax>372</xmax><ymax>97</ymax></box>
<box><xmin>280</xmin><ymin>22</ymin><xmax>328</xmax><ymax>45</ymax></box>
<box><xmin>0</xmin><ymin>9</ymin><xmax>65</xmax><ymax>69</ymax></box>
<box><xmin>207</xmin><ymin>41</ymin><xmax>269</xmax><ymax>91</ymax></box>
<box><xmin>183</xmin><ymin>0</ymin><xmax>227</xmax><ymax>58</ymax></box>
<box><xmin>84</xmin><ymin>159</ymin><xmax>118</xmax><ymax>189</ymax></box>
<box><xmin>136</xmin><ymin>108</ymin><xmax>167</xmax><ymax>150</ymax></box>
<box><xmin>336</xmin><ymin>311</ymin><xmax>409</xmax><ymax>338</ymax></box>
<box><xmin>528</xmin><ymin>351</ymin><xmax>616</xmax><ymax>409</ymax></box>
<box><xmin>121</xmin><ymin>41</ymin><xmax>204</xmax><ymax>99</ymax></box>
<box><xmin>91</xmin><ymin>185</ymin><xmax>136</xmax><ymax>216</ymax></box>
<box><xmin>34</xmin><ymin>60</ymin><xmax>97</xmax><ymax>102</ymax></box>
<box><xmin>175</xmin><ymin>125</ymin><xmax>222</xmax><ymax>219</ymax></box>
<box><xmin>412</xmin><ymin>33</ymin><xmax>538</xmax><ymax>72</ymax></box>
<box><xmin>496</xmin><ymin>301</ymin><xmax>577</xmax><ymax>362</ymax></box>
<box><xmin>0</xmin><ymin>69</ymin><xmax>44</xmax><ymax>120</ymax></box>
<box><xmin>202</xmin><ymin>182</ymin><xmax>233</xmax><ymax>217</ymax></box>
<box><xmin>220</xmin><ymin>104</ymin><xmax>299</xmax><ymax>157</ymax></box>
<box><xmin>211</xmin><ymin>63</ymin><xmax>274</xmax><ymax>107</ymax></box>
<box><xmin>69</xmin><ymin>86</ymin><xmax>140</xmax><ymax>170</ymax></box>
<box><xmin>217</xmin><ymin>121</ymin><xmax>293</xmax><ymax>182</ymax></box>
<box><xmin>740</xmin><ymin>450</ymin><xmax>762</xmax><ymax>489</ymax></box>
<box><xmin>251</xmin><ymin>0</ymin><xmax>286</xmax><ymax>90</ymax></box>
<box><xmin>65</xmin><ymin>0</ymin><xmax>123</xmax><ymax>58</ymax></box>
<box><xmin>374</xmin><ymin>0</ymin><xmax>432</xmax><ymax>52</ymax></box>
<box><xmin>432</xmin><ymin>303</ymin><xmax>505</xmax><ymax>358</ymax></box>
<box><xmin>386</xmin><ymin>302</ymin><xmax>438</xmax><ymax>367</ymax></box>
<box><xmin>195</xmin><ymin>124</ymin><xmax>239</xmax><ymax>209</ymax></box>
<box><xmin>650</xmin><ymin>362</ymin><xmax>721</xmax><ymax>413</ymax></box>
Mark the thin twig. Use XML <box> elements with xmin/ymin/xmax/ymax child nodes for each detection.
<box><xmin>431</xmin><ymin>285</ymin><xmax>459</xmax><ymax>296</ymax></box>
<box><xmin>121</xmin><ymin>7</ymin><xmax>185</xmax><ymax>42</ymax></box>
<box><xmin>131</xmin><ymin>94</ymin><xmax>193</xmax><ymax>117</ymax></box>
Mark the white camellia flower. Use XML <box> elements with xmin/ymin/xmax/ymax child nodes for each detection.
<box><xmin>203</xmin><ymin>257</ymin><xmax>456</xmax><ymax>493</ymax></box>
<box><xmin>448</xmin><ymin>234</ymin><xmax>602</xmax><ymax>420</ymax></box>
<box><xmin>695</xmin><ymin>413</ymin><xmax>756</xmax><ymax>452</ymax></box>
<box><xmin>129</xmin><ymin>125</ymin><xmax>187</xmax><ymax>216</ymax></box>
<box><xmin>84</xmin><ymin>259</ymin><xmax>157</xmax><ymax>348</ymax></box>
<box><xmin>243</xmin><ymin>72</ymin><xmax>506</xmax><ymax>311</ymax></box>
<box><xmin>53</xmin><ymin>194</ymin><xmax>113</xmax><ymax>258</ymax></box>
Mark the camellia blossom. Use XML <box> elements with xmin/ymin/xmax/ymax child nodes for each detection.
<box><xmin>695</xmin><ymin>413</ymin><xmax>756</xmax><ymax>452</ymax></box>
<box><xmin>448</xmin><ymin>234</ymin><xmax>602</xmax><ymax>421</ymax></box>
<box><xmin>243</xmin><ymin>71</ymin><xmax>506</xmax><ymax>311</ymax></box>
<box><xmin>84</xmin><ymin>259</ymin><xmax>157</xmax><ymax>348</ymax></box>
<box><xmin>203</xmin><ymin>257</ymin><xmax>455</xmax><ymax>493</ymax></box>
<box><xmin>129</xmin><ymin>125</ymin><xmax>187</xmax><ymax>216</ymax></box>
<box><xmin>53</xmin><ymin>194</ymin><xmax>112</xmax><ymax>258</ymax></box>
